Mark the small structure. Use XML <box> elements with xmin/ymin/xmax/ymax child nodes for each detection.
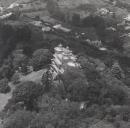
<box><xmin>0</xmin><ymin>3</ymin><xmax>4</xmax><ymax>13</ymax></box>
<box><xmin>30</xmin><ymin>21</ymin><xmax>42</xmax><ymax>27</ymax></box>
<box><xmin>0</xmin><ymin>12</ymin><xmax>13</xmax><ymax>19</ymax></box>
<box><xmin>42</xmin><ymin>26</ymin><xmax>51</xmax><ymax>32</ymax></box>
<box><xmin>67</xmin><ymin>62</ymin><xmax>76</xmax><ymax>67</ymax></box>
<box><xmin>79</xmin><ymin>102</ymin><xmax>86</xmax><ymax>110</ymax></box>
<box><xmin>53</xmin><ymin>24</ymin><xmax>71</xmax><ymax>32</ymax></box>
<box><xmin>99</xmin><ymin>47</ymin><xmax>107</xmax><ymax>51</ymax></box>
<box><xmin>106</xmin><ymin>27</ymin><xmax>116</xmax><ymax>31</ymax></box>
<box><xmin>125</xmin><ymin>26</ymin><xmax>130</xmax><ymax>31</ymax></box>
<box><xmin>8</xmin><ymin>2</ymin><xmax>19</xmax><ymax>9</ymax></box>
<box><xmin>124</xmin><ymin>14</ymin><xmax>130</xmax><ymax>22</ymax></box>
<box><xmin>98</xmin><ymin>8</ymin><xmax>109</xmax><ymax>16</ymax></box>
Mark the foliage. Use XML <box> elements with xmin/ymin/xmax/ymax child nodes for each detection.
<box><xmin>60</xmin><ymin>67</ymin><xmax>90</xmax><ymax>101</ymax></box>
<box><xmin>0</xmin><ymin>2</ymin><xmax>130</xmax><ymax>127</ymax></box>
<box><xmin>82</xmin><ymin>15</ymin><xmax>106</xmax><ymax>41</ymax></box>
<box><xmin>77</xmin><ymin>56</ymin><xmax>100</xmax><ymax>81</ymax></box>
<box><xmin>72</xmin><ymin>13</ymin><xmax>81</xmax><ymax>26</ymax></box>
<box><xmin>37</xmin><ymin>95</ymin><xmax>82</xmax><ymax>128</ymax></box>
<box><xmin>0</xmin><ymin>56</ymin><xmax>14</xmax><ymax>80</ymax></box>
<box><xmin>0</xmin><ymin>78</ymin><xmax>10</xmax><ymax>93</ymax></box>
<box><xmin>111</xmin><ymin>61</ymin><xmax>125</xmax><ymax>79</ymax></box>
<box><xmin>31</xmin><ymin>49</ymin><xmax>52</xmax><ymax>71</ymax></box>
<box><xmin>12</xmin><ymin>51</ymin><xmax>29</xmax><ymax>73</ymax></box>
<box><xmin>66</xmin><ymin>78</ymin><xmax>89</xmax><ymax>101</ymax></box>
<box><xmin>12</xmin><ymin>81</ymin><xmax>44</xmax><ymax>110</ymax></box>
<box><xmin>28</xmin><ymin>112</ymin><xmax>58</xmax><ymax>128</ymax></box>
<box><xmin>104</xmin><ymin>105</ymin><xmax>130</xmax><ymax>126</ymax></box>
<box><xmin>104</xmin><ymin>84</ymin><xmax>128</xmax><ymax>105</ymax></box>
<box><xmin>41</xmin><ymin>70</ymin><xmax>52</xmax><ymax>92</ymax></box>
<box><xmin>61</xmin><ymin>67</ymin><xmax>86</xmax><ymax>86</ymax></box>
<box><xmin>3</xmin><ymin>110</ymin><xmax>35</xmax><ymax>128</ymax></box>
<box><xmin>1</xmin><ymin>24</ymin><xmax>15</xmax><ymax>43</ymax></box>
<box><xmin>11</xmin><ymin>72</ymin><xmax>20</xmax><ymax>84</ymax></box>
<box><xmin>16</xmin><ymin>25</ymin><xmax>31</xmax><ymax>42</ymax></box>
<box><xmin>47</xmin><ymin>0</ymin><xmax>65</xmax><ymax>21</ymax></box>
<box><xmin>100</xmin><ymin>70</ymin><xmax>129</xmax><ymax>105</ymax></box>
<box><xmin>0</xmin><ymin>23</ymin><xmax>31</xmax><ymax>61</ymax></box>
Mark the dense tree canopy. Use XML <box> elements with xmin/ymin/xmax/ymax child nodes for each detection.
<box><xmin>3</xmin><ymin>110</ymin><xmax>35</xmax><ymax>128</ymax></box>
<box><xmin>0</xmin><ymin>78</ymin><xmax>10</xmax><ymax>93</ymax></box>
<box><xmin>31</xmin><ymin>49</ymin><xmax>52</xmax><ymax>71</ymax></box>
<box><xmin>0</xmin><ymin>1</ymin><xmax>130</xmax><ymax>128</ymax></box>
<box><xmin>12</xmin><ymin>81</ymin><xmax>44</xmax><ymax>110</ymax></box>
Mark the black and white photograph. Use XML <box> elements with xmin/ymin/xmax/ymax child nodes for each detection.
<box><xmin>0</xmin><ymin>0</ymin><xmax>130</xmax><ymax>128</ymax></box>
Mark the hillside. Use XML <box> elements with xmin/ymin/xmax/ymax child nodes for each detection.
<box><xmin>0</xmin><ymin>0</ymin><xmax>130</xmax><ymax>128</ymax></box>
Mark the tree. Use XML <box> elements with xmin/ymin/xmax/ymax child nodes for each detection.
<box><xmin>41</xmin><ymin>69</ymin><xmax>52</xmax><ymax>92</ymax></box>
<box><xmin>12</xmin><ymin>51</ymin><xmax>29</xmax><ymax>73</ymax></box>
<box><xmin>61</xmin><ymin>67</ymin><xmax>86</xmax><ymax>86</ymax></box>
<box><xmin>16</xmin><ymin>25</ymin><xmax>31</xmax><ymax>42</ymax></box>
<box><xmin>29</xmin><ymin>112</ymin><xmax>58</xmax><ymax>128</ymax></box>
<box><xmin>3</xmin><ymin>110</ymin><xmax>35</xmax><ymax>128</ymax></box>
<box><xmin>0</xmin><ymin>78</ymin><xmax>10</xmax><ymax>93</ymax></box>
<box><xmin>60</xmin><ymin>67</ymin><xmax>89</xmax><ymax>101</ymax></box>
<box><xmin>105</xmin><ymin>84</ymin><xmax>128</xmax><ymax>105</ymax></box>
<box><xmin>0</xmin><ymin>56</ymin><xmax>14</xmax><ymax>80</ymax></box>
<box><xmin>67</xmin><ymin>78</ymin><xmax>89</xmax><ymax>101</ymax></box>
<box><xmin>111</xmin><ymin>61</ymin><xmax>125</xmax><ymax>79</ymax></box>
<box><xmin>77</xmin><ymin>56</ymin><xmax>100</xmax><ymax>81</ymax></box>
<box><xmin>100</xmin><ymin>70</ymin><xmax>128</xmax><ymax>105</ymax></box>
<box><xmin>11</xmin><ymin>72</ymin><xmax>20</xmax><ymax>84</ymax></box>
<box><xmin>72</xmin><ymin>13</ymin><xmax>80</xmax><ymax>26</ymax></box>
<box><xmin>47</xmin><ymin>0</ymin><xmax>65</xmax><ymax>21</ymax></box>
<box><xmin>31</xmin><ymin>49</ymin><xmax>52</xmax><ymax>71</ymax></box>
<box><xmin>1</xmin><ymin>24</ymin><xmax>15</xmax><ymax>43</ymax></box>
<box><xmin>37</xmin><ymin>95</ymin><xmax>81</xmax><ymax>128</ymax></box>
<box><xmin>12</xmin><ymin>81</ymin><xmax>44</xmax><ymax>110</ymax></box>
<box><xmin>85</xmin><ymin>79</ymin><xmax>108</xmax><ymax>105</ymax></box>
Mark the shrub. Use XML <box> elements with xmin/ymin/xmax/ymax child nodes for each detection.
<box><xmin>3</xmin><ymin>110</ymin><xmax>35</xmax><ymax>128</ymax></box>
<box><xmin>0</xmin><ymin>78</ymin><xmax>10</xmax><ymax>93</ymax></box>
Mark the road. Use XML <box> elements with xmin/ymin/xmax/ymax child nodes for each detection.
<box><xmin>0</xmin><ymin>82</ymin><xmax>15</xmax><ymax>112</ymax></box>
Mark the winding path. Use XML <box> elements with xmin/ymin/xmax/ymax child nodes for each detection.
<box><xmin>0</xmin><ymin>82</ymin><xmax>15</xmax><ymax>112</ymax></box>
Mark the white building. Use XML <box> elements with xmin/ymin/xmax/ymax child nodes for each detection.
<box><xmin>42</xmin><ymin>26</ymin><xmax>51</xmax><ymax>32</ymax></box>
<box><xmin>53</xmin><ymin>24</ymin><xmax>71</xmax><ymax>32</ymax></box>
<box><xmin>50</xmin><ymin>44</ymin><xmax>80</xmax><ymax>79</ymax></box>
<box><xmin>0</xmin><ymin>6</ymin><xmax>4</xmax><ymax>13</ymax></box>
<box><xmin>30</xmin><ymin>21</ymin><xmax>42</xmax><ymax>27</ymax></box>
<box><xmin>124</xmin><ymin>14</ymin><xmax>130</xmax><ymax>22</ymax></box>
<box><xmin>8</xmin><ymin>2</ymin><xmax>19</xmax><ymax>9</ymax></box>
<box><xmin>0</xmin><ymin>12</ymin><xmax>12</xmax><ymax>19</ymax></box>
<box><xmin>98</xmin><ymin>8</ymin><xmax>109</xmax><ymax>16</ymax></box>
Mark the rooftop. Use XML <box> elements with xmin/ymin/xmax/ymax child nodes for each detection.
<box><xmin>124</xmin><ymin>14</ymin><xmax>130</xmax><ymax>21</ymax></box>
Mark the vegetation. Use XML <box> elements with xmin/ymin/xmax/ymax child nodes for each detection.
<box><xmin>0</xmin><ymin>78</ymin><xmax>10</xmax><ymax>93</ymax></box>
<box><xmin>30</xmin><ymin>49</ymin><xmax>52</xmax><ymax>71</ymax></box>
<box><xmin>12</xmin><ymin>81</ymin><xmax>44</xmax><ymax>110</ymax></box>
<box><xmin>3</xmin><ymin>110</ymin><xmax>35</xmax><ymax>128</ymax></box>
<box><xmin>0</xmin><ymin>0</ymin><xmax>130</xmax><ymax>128</ymax></box>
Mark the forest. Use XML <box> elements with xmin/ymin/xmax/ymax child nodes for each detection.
<box><xmin>0</xmin><ymin>0</ymin><xmax>130</xmax><ymax>128</ymax></box>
